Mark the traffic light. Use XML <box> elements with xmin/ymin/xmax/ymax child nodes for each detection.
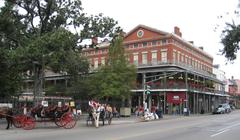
<box><xmin>146</xmin><ymin>85</ymin><xmax>151</xmax><ymax>94</ymax></box>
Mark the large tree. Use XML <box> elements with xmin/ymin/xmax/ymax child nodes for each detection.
<box><xmin>88</xmin><ymin>36</ymin><xmax>137</xmax><ymax>105</ymax></box>
<box><xmin>0</xmin><ymin>0</ymin><xmax>121</xmax><ymax>99</ymax></box>
<box><xmin>0</xmin><ymin>2</ymin><xmax>26</xmax><ymax>98</ymax></box>
<box><xmin>221</xmin><ymin>22</ymin><xmax>240</xmax><ymax>61</ymax></box>
<box><xmin>0</xmin><ymin>48</ymin><xmax>22</xmax><ymax>98</ymax></box>
<box><xmin>220</xmin><ymin>1</ymin><xmax>240</xmax><ymax>61</ymax></box>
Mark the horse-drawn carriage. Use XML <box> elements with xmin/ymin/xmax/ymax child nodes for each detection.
<box><xmin>0</xmin><ymin>103</ymin><xmax>77</xmax><ymax>130</ymax></box>
<box><xmin>0</xmin><ymin>103</ymin><xmax>14</xmax><ymax>129</ymax></box>
<box><xmin>86</xmin><ymin>101</ymin><xmax>113</xmax><ymax>128</ymax></box>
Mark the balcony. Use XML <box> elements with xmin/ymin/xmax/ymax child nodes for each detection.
<box><xmin>135</xmin><ymin>80</ymin><xmax>225</xmax><ymax>95</ymax></box>
<box><xmin>136</xmin><ymin>60</ymin><xmax>216</xmax><ymax>80</ymax></box>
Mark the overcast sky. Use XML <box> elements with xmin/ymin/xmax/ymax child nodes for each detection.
<box><xmin>81</xmin><ymin>0</ymin><xmax>240</xmax><ymax>79</ymax></box>
<box><xmin>1</xmin><ymin>0</ymin><xmax>239</xmax><ymax>79</ymax></box>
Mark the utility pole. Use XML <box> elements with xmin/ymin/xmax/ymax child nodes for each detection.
<box><xmin>143</xmin><ymin>73</ymin><xmax>147</xmax><ymax>111</ymax></box>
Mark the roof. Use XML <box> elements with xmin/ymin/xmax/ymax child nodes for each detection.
<box><xmin>124</xmin><ymin>24</ymin><xmax>168</xmax><ymax>38</ymax></box>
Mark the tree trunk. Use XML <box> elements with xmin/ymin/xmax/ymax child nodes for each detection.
<box><xmin>33</xmin><ymin>66</ymin><xmax>44</xmax><ymax>105</ymax></box>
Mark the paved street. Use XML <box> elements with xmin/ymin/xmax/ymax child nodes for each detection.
<box><xmin>1</xmin><ymin>110</ymin><xmax>240</xmax><ymax>140</ymax></box>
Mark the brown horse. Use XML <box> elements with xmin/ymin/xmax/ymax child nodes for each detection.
<box><xmin>0</xmin><ymin>107</ymin><xmax>13</xmax><ymax>129</ymax></box>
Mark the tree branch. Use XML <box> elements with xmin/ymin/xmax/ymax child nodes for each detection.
<box><xmin>41</xmin><ymin>0</ymin><xmax>53</xmax><ymax>33</ymax></box>
<box><xmin>36</xmin><ymin>0</ymin><xmax>43</xmax><ymax>33</ymax></box>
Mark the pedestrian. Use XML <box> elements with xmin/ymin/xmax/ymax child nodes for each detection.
<box><xmin>106</xmin><ymin>104</ymin><xmax>113</xmax><ymax>118</ymax></box>
<box><xmin>173</xmin><ymin>105</ymin><xmax>176</xmax><ymax>115</ymax></box>
<box><xmin>113</xmin><ymin>106</ymin><xmax>119</xmax><ymax>118</ymax></box>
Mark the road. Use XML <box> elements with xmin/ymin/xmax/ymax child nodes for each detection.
<box><xmin>1</xmin><ymin>110</ymin><xmax>240</xmax><ymax>140</ymax></box>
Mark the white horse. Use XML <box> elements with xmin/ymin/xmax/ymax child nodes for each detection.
<box><xmin>91</xmin><ymin>107</ymin><xmax>100</xmax><ymax>128</ymax></box>
<box><xmin>88</xmin><ymin>101</ymin><xmax>100</xmax><ymax>128</ymax></box>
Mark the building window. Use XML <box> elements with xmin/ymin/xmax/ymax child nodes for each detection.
<box><xmin>177</xmin><ymin>51</ymin><xmax>180</xmax><ymax>63</ymax></box>
<box><xmin>143</xmin><ymin>42</ymin><xmax>147</xmax><ymax>47</ymax></box>
<box><xmin>158</xmin><ymin>40</ymin><xmax>162</xmax><ymax>46</ymax></box>
<box><xmin>173</xmin><ymin>50</ymin><xmax>177</xmax><ymax>63</ymax></box>
<box><xmin>181</xmin><ymin>54</ymin><xmax>184</xmax><ymax>63</ymax></box>
<box><xmin>185</xmin><ymin>56</ymin><xmax>188</xmax><ymax>64</ymax></box>
<box><xmin>88</xmin><ymin>59</ymin><xmax>92</xmax><ymax>68</ymax></box>
<box><xmin>189</xmin><ymin>57</ymin><xmax>192</xmax><ymax>65</ymax></box>
<box><xmin>192</xmin><ymin>59</ymin><xmax>195</xmax><ymax>67</ymax></box>
<box><xmin>133</xmin><ymin>53</ymin><xmax>138</xmax><ymax>65</ymax></box>
<box><xmin>142</xmin><ymin>52</ymin><xmax>148</xmax><ymax>65</ymax></box>
<box><xmin>152</xmin><ymin>51</ymin><xmax>157</xmax><ymax>64</ymax></box>
<box><xmin>161</xmin><ymin>51</ymin><xmax>167</xmax><ymax>63</ymax></box>
<box><xmin>134</xmin><ymin>43</ymin><xmax>138</xmax><ymax>48</ymax></box>
<box><xmin>101</xmin><ymin>57</ymin><xmax>105</xmax><ymax>66</ymax></box>
<box><xmin>162</xmin><ymin>39</ymin><xmax>167</xmax><ymax>45</ymax></box>
<box><xmin>94</xmin><ymin>58</ymin><xmax>98</xmax><ymax>69</ymax></box>
<box><xmin>152</xmin><ymin>41</ymin><xmax>157</xmax><ymax>46</ymax></box>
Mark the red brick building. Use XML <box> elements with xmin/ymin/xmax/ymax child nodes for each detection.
<box><xmin>82</xmin><ymin>25</ymin><xmax>228</xmax><ymax>114</ymax></box>
<box><xmin>228</xmin><ymin>78</ymin><xmax>240</xmax><ymax>108</ymax></box>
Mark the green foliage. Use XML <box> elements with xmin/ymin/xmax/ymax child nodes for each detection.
<box><xmin>221</xmin><ymin>22</ymin><xmax>240</xmax><ymax>61</ymax></box>
<box><xmin>0</xmin><ymin>0</ymin><xmax>121</xmax><ymax>98</ymax></box>
<box><xmin>88</xmin><ymin>36</ymin><xmax>137</xmax><ymax>101</ymax></box>
<box><xmin>0</xmin><ymin>48</ymin><xmax>22</xmax><ymax>98</ymax></box>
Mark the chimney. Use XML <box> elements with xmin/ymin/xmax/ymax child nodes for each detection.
<box><xmin>189</xmin><ymin>41</ymin><xmax>194</xmax><ymax>44</ymax></box>
<box><xmin>174</xmin><ymin>26</ymin><xmax>182</xmax><ymax>37</ymax></box>
<box><xmin>199</xmin><ymin>46</ymin><xmax>204</xmax><ymax>50</ymax></box>
<box><xmin>213</xmin><ymin>64</ymin><xmax>219</xmax><ymax>69</ymax></box>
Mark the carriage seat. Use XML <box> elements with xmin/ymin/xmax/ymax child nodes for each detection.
<box><xmin>45</xmin><ymin>105</ymin><xmax>57</xmax><ymax>114</ymax></box>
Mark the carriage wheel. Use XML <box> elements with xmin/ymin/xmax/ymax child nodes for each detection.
<box><xmin>63</xmin><ymin>118</ymin><xmax>76</xmax><ymax>129</ymax></box>
<box><xmin>60</xmin><ymin>112</ymin><xmax>77</xmax><ymax>129</ymax></box>
<box><xmin>22</xmin><ymin>116</ymin><xmax>35</xmax><ymax>130</ymax></box>
<box><xmin>13</xmin><ymin>115</ymin><xmax>25</xmax><ymax>128</ymax></box>
<box><xmin>54</xmin><ymin>118</ymin><xmax>64</xmax><ymax>127</ymax></box>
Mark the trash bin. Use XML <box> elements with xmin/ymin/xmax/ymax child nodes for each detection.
<box><xmin>120</xmin><ymin>107</ymin><xmax>131</xmax><ymax>117</ymax></box>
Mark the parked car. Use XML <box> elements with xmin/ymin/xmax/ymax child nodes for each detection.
<box><xmin>230</xmin><ymin>104</ymin><xmax>236</xmax><ymax>110</ymax></box>
<box><xmin>213</xmin><ymin>104</ymin><xmax>225</xmax><ymax>114</ymax></box>
<box><xmin>212</xmin><ymin>103</ymin><xmax>231</xmax><ymax>114</ymax></box>
<box><xmin>222</xmin><ymin>103</ymin><xmax>231</xmax><ymax>113</ymax></box>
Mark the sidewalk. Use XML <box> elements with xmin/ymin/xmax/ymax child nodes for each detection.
<box><xmin>77</xmin><ymin>113</ymin><xmax>191</xmax><ymax>126</ymax></box>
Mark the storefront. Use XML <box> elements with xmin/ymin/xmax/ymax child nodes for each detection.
<box><xmin>166</xmin><ymin>92</ymin><xmax>186</xmax><ymax>114</ymax></box>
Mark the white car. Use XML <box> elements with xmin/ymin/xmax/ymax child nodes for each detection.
<box><xmin>213</xmin><ymin>105</ymin><xmax>225</xmax><ymax>114</ymax></box>
<box><xmin>222</xmin><ymin>103</ymin><xmax>231</xmax><ymax>113</ymax></box>
<box><xmin>213</xmin><ymin>104</ymin><xmax>231</xmax><ymax>114</ymax></box>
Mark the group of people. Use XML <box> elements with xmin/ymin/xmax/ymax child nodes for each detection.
<box><xmin>88</xmin><ymin>100</ymin><xmax>119</xmax><ymax>118</ymax></box>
